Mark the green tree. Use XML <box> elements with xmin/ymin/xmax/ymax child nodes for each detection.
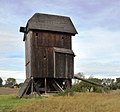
<box><xmin>71</xmin><ymin>78</ymin><xmax>103</xmax><ymax>93</ymax></box>
<box><xmin>0</xmin><ymin>77</ymin><xmax>3</xmax><ymax>87</ymax></box>
<box><xmin>102</xmin><ymin>78</ymin><xmax>113</xmax><ymax>86</ymax></box>
<box><xmin>5</xmin><ymin>78</ymin><xmax>17</xmax><ymax>88</ymax></box>
<box><xmin>116</xmin><ymin>78</ymin><xmax>120</xmax><ymax>89</ymax></box>
<box><xmin>116</xmin><ymin>78</ymin><xmax>120</xmax><ymax>83</ymax></box>
<box><xmin>102</xmin><ymin>78</ymin><xmax>115</xmax><ymax>90</ymax></box>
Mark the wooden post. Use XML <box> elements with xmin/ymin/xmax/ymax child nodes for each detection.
<box><xmin>45</xmin><ymin>78</ymin><xmax>47</xmax><ymax>94</ymax></box>
<box><xmin>53</xmin><ymin>51</ymin><xmax>56</xmax><ymax>78</ymax></box>
<box><xmin>65</xmin><ymin>54</ymin><xmax>68</xmax><ymax>78</ymax></box>
<box><xmin>66</xmin><ymin>79</ymin><xmax>72</xmax><ymax>89</ymax></box>
<box><xmin>31</xmin><ymin>77</ymin><xmax>34</xmax><ymax>95</ymax></box>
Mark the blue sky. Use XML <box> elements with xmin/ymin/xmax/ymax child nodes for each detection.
<box><xmin>0</xmin><ymin>0</ymin><xmax>120</xmax><ymax>83</ymax></box>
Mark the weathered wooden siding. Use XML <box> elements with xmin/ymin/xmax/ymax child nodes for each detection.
<box><xmin>31</xmin><ymin>47</ymin><xmax>54</xmax><ymax>78</ymax></box>
<box><xmin>25</xmin><ymin>31</ymin><xmax>32</xmax><ymax>78</ymax></box>
<box><xmin>67</xmin><ymin>54</ymin><xmax>74</xmax><ymax>78</ymax></box>
<box><xmin>25</xmin><ymin>31</ymin><xmax>74</xmax><ymax>78</ymax></box>
<box><xmin>32</xmin><ymin>31</ymin><xmax>71</xmax><ymax>49</ymax></box>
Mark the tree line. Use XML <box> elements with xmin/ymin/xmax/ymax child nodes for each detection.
<box><xmin>72</xmin><ymin>73</ymin><xmax>120</xmax><ymax>93</ymax></box>
<box><xmin>0</xmin><ymin>77</ymin><xmax>23</xmax><ymax>88</ymax></box>
<box><xmin>0</xmin><ymin>74</ymin><xmax>120</xmax><ymax>92</ymax></box>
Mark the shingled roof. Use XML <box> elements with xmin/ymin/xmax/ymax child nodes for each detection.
<box><xmin>20</xmin><ymin>13</ymin><xmax>78</xmax><ymax>35</ymax></box>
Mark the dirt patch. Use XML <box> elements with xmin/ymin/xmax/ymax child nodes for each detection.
<box><xmin>0</xmin><ymin>88</ymin><xmax>19</xmax><ymax>95</ymax></box>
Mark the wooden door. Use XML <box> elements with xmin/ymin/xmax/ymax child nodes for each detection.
<box><xmin>53</xmin><ymin>47</ymin><xmax>74</xmax><ymax>78</ymax></box>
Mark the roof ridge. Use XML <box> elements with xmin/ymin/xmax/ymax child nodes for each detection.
<box><xmin>21</xmin><ymin>13</ymin><xmax>78</xmax><ymax>35</ymax></box>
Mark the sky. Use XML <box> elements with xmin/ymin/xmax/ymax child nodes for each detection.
<box><xmin>0</xmin><ymin>0</ymin><xmax>120</xmax><ymax>83</ymax></box>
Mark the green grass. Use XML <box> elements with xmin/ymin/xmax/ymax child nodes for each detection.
<box><xmin>0</xmin><ymin>94</ymin><xmax>47</xmax><ymax>112</ymax></box>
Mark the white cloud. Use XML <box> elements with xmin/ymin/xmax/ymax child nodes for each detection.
<box><xmin>0</xmin><ymin>32</ymin><xmax>24</xmax><ymax>57</ymax></box>
<box><xmin>0</xmin><ymin>31</ymin><xmax>25</xmax><ymax>82</ymax></box>
<box><xmin>73</xmin><ymin>28</ymin><xmax>120</xmax><ymax>78</ymax></box>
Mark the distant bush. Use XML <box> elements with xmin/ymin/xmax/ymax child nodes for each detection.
<box><xmin>71</xmin><ymin>79</ymin><xmax>103</xmax><ymax>93</ymax></box>
<box><xmin>4</xmin><ymin>78</ymin><xmax>17</xmax><ymax>88</ymax></box>
<box><xmin>59</xmin><ymin>78</ymin><xmax>104</xmax><ymax>96</ymax></box>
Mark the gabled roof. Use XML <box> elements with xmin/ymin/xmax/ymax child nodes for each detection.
<box><xmin>20</xmin><ymin>13</ymin><xmax>78</xmax><ymax>35</ymax></box>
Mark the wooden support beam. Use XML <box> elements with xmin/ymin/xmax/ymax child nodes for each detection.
<box><xmin>33</xmin><ymin>80</ymin><xmax>41</xmax><ymax>96</ymax></box>
<box><xmin>74</xmin><ymin>75</ymin><xmax>104</xmax><ymax>87</ymax></box>
<box><xmin>65</xmin><ymin>79</ymin><xmax>72</xmax><ymax>89</ymax></box>
<box><xmin>52</xmin><ymin>80</ymin><xmax>64</xmax><ymax>92</ymax></box>
<box><xmin>18</xmin><ymin>78</ymin><xmax>31</xmax><ymax>98</ymax></box>
<box><xmin>18</xmin><ymin>78</ymin><xmax>41</xmax><ymax>98</ymax></box>
<box><xmin>31</xmin><ymin>77</ymin><xmax>34</xmax><ymax>95</ymax></box>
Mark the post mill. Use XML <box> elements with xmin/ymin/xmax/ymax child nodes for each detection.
<box><xmin>18</xmin><ymin>13</ymin><xmax>78</xmax><ymax>97</ymax></box>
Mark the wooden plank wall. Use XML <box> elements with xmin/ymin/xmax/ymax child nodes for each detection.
<box><xmin>26</xmin><ymin>31</ymin><xmax>74</xmax><ymax>78</ymax></box>
<box><xmin>25</xmin><ymin>32</ymin><xmax>32</xmax><ymax>78</ymax></box>
<box><xmin>31</xmin><ymin>47</ymin><xmax>54</xmax><ymax>78</ymax></box>
<box><xmin>32</xmin><ymin>31</ymin><xmax>71</xmax><ymax>49</ymax></box>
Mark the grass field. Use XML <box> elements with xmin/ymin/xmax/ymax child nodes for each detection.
<box><xmin>0</xmin><ymin>88</ymin><xmax>120</xmax><ymax>112</ymax></box>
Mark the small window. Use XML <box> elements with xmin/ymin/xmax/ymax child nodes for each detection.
<box><xmin>35</xmin><ymin>33</ymin><xmax>38</xmax><ymax>36</ymax></box>
<box><xmin>61</xmin><ymin>37</ymin><xmax>64</xmax><ymax>47</ymax></box>
<box><xmin>44</xmin><ymin>56</ymin><xmax>46</xmax><ymax>60</ymax></box>
<box><xmin>62</xmin><ymin>37</ymin><xmax>64</xmax><ymax>39</ymax></box>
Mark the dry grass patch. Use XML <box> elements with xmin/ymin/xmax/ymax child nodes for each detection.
<box><xmin>13</xmin><ymin>92</ymin><xmax>120</xmax><ymax>112</ymax></box>
<box><xmin>0</xmin><ymin>88</ymin><xmax>19</xmax><ymax>95</ymax></box>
